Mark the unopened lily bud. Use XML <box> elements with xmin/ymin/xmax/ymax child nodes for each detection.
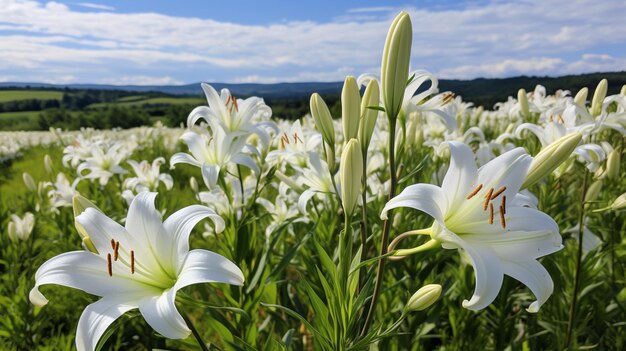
<box><xmin>7</xmin><ymin>222</ymin><xmax>17</xmax><ymax>242</ymax></box>
<box><xmin>8</xmin><ymin>213</ymin><xmax>34</xmax><ymax>242</ymax></box>
<box><xmin>590</xmin><ymin>79</ymin><xmax>608</xmax><ymax>117</ymax></box>
<box><xmin>606</xmin><ymin>148</ymin><xmax>621</xmax><ymax>179</ymax></box>
<box><xmin>574</xmin><ymin>87</ymin><xmax>588</xmax><ymax>107</ymax></box>
<box><xmin>310</xmin><ymin>93</ymin><xmax>335</xmax><ymax>147</ymax></box>
<box><xmin>44</xmin><ymin>154</ymin><xmax>54</xmax><ymax>174</ymax></box>
<box><xmin>72</xmin><ymin>195</ymin><xmax>100</xmax><ymax>253</ymax></box>
<box><xmin>611</xmin><ymin>192</ymin><xmax>626</xmax><ymax>211</ymax></box>
<box><xmin>585</xmin><ymin>180</ymin><xmax>602</xmax><ymax>203</ymax></box>
<box><xmin>340</xmin><ymin>139</ymin><xmax>363</xmax><ymax>216</ymax></box>
<box><xmin>342</xmin><ymin>76</ymin><xmax>361</xmax><ymax>141</ymax></box>
<box><xmin>621</xmin><ymin>85</ymin><xmax>626</xmax><ymax>96</ymax></box>
<box><xmin>405</xmin><ymin>284</ymin><xmax>442</xmax><ymax>312</ymax></box>
<box><xmin>381</xmin><ymin>11</ymin><xmax>412</xmax><ymax>120</ymax></box>
<box><xmin>358</xmin><ymin>79</ymin><xmax>380</xmax><ymax>153</ymax></box>
<box><xmin>275</xmin><ymin>170</ymin><xmax>305</xmax><ymax>193</ymax></box>
<box><xmin>23</xmin><ymin>172</ymin><xmax>36</xmax><ymax>192</ymax></box>
<box><xmin>521</xmin><ymin>132</ymin><xmax>582</xmax><ymax>189</ymax></box>
<box><xmin>189</xmin><ymin>176</ymin><xmax>199</xmax><ymax>193</ymax></box>
<box><xmin>518</xmin><ymin>89</ymin><xmax>529</xmax><ymax>118</ymax></box>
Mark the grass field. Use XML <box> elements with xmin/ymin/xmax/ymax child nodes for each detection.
<box><xmin>88</xmin><ymin>96</ymin><xmax>204</xmax><ymax>109</ymax></box>
<box><xmin>0</xmin><ymin>90</ymin><xmax>63</xmax><ymax>103</ymax></box>
<box><xmin>0</xmin><ymin>111</ymin><xmax>40</xmax><ymax>130</ymax></box>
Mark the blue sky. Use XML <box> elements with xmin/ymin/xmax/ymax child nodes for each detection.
<box><xmin>0</xmin><ymin>0</ymin><xmax>625</xmax><ymax>85</ymax></box>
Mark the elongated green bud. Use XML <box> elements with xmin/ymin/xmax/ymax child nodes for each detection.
<box><xmin>310</xmin><ymin>93</ymin><xmax>335</xmax><ymax>146</ymax></box>
<box><xmin>23</xmin><ymin>172</ymin><xmax>36</xmax><ymax>192</ymax></box>
<box><xmin>405</xmin><ymin>284</ymin><xmax>442</xmax><ymax>312</ymax></box>
<box><xmin>521</xmin><ymin>132</ymin><xmax>582</xmax><ymax>189</ymax></box>
<box><xmin>342</xmin><ymin>76</ymin><xmax>361</xmax><ymax>141</ymax></box>
<box><xmin>358</xmin><ymin>79</ymin><xmax>380</xmax><ymax>153</ymax></box>
<box><xmin>574</xmin><ymin>87</ymin><xmax>588</xmax><ymax>107</ymax></box>
<box><xmin>591</xmin><ymin>79</ymin><xmax>607</xmax><ymax>117</ymax></box>
<box><xmin>72</xmin><ymin>195</ymin><xmax>100</xmax><ymax>253</ymax></box>
<box><xmin>381</xmin><ymin>11</ymin><xmax>412</xmax><ymax>120</ymax></box>
<box><xmin>585</xmin><ymin>180</ymin><xmax>603</xmax><ymax>202</ymax></box>
<box><xmin>611</xmin><ymin>192</ymin><xmax>626</xmax><ymax>211</ymax></box>
<box><xmin>518</xmin><ymin>89</ymin><xmax>529</xmax><ymax>118</ymax></box>
<box><xmin>606</xmin><ymin>148</ymin><xmax>621</xmax><ymax>180</ymax></box>
<box><xmin>340</xmin><ymin>139</ymin><xmax>363</xmax><ymax>216</ymax></box>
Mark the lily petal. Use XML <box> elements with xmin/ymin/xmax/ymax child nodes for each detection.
<box><xmin>458</xmin><ymin>240</ymin><xmax>504</xmax><ymax>311</ymax></box>
<box><xmin>501</xmin><ymin>260</ymin><xmax>554</xmax><ymax>313</ymax></box>
<box><xmin>381</xmin><ymin>183</ymin><xmax>447</xmax><ymax>223</ymax></box>
<box><xmin>175</xmin><ymin>249</ymin><xmax>244</xmax><ymax>289</ymax></box>
<box><xmin>138</xmin><ymin>288</ymin><xmax>190</xmax><ymax>339</ymax></box>
<box><xmin>163</xmin><ymin>206</ymin><xmax>225</xmax><ymax>268</ymax></box>
<box><xmin>29</xmin><ymin>251</ymin><xmax>148</xmax><ymax>307</ymax></box>
<box><xmin>75</xmin><ymin>297</ymin><xmax>137</xmax><ymax>351</ymax></box>
<box><xmin>441</xmin><ymin>141</ymin><xmax>478</xmax><ymax>212</ymax></box>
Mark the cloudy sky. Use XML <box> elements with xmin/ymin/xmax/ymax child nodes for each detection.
<box><xmin>1</xmin><ymin>0</ymin><xmax>625</xmax><ymax>85</ymax></box>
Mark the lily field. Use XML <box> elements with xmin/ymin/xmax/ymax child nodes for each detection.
<box><xmin>1</xmin><ymin>12</ymin><xmax>625</xmax><ymax>351</ymax></box>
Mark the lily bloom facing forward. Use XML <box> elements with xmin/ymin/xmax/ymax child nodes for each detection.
<box><xmin>30</xmin><ymin>192</ymin><xmax>244</xmax><ymax>351</ymax></box>
<box><xmin>382</xmin><ymin>141</ymin><xmax>562</xmax><ymax>312</ymax></box>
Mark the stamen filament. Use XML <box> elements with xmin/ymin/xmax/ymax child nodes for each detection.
<box><xmin>107</xmin><ymin>253</ymin><xmax>112</xmax><ymax>277</ymax></box>
<box><xmin>484</xmin><ymin>188</ymin><xmax>494</xmax><ymax>210</ymax></box>
<box><xmin>466</xmin><ymin>183</ymin><xmax>483</xmax><ymax>199</ymax></box>
<box><xmin>490</xmin><ymin>186</ymin><xmax>507</xmax><ymax>200</ymax></box>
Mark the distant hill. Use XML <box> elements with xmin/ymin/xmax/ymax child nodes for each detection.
<box><xmin>1</xmin><ymin>71</ymin><xmax>625</xmax><ymax>108</ymax></box>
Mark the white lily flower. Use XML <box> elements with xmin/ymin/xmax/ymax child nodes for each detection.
<box><xmin>266</xmin><ymin>119</ymin><xmax>322</xmax><ymax>169</ymax></box>
<box><xmin>170</xmin><ymin>125</ymin><xmax>259</xmax><ymax>189</ymax></box>
<box><xmin>29</xmin><ymin>192</ymin><xmax>244</xmax><ymax>351</ymax></box>
<box><xmin>77</xmin><ymin>143</ymin><xmax>129</xmax><ymax>186</ymax></box>
<box><xmin>47</xmin><ymin>172</ymin><xmax>80</xmax><ymax>209</ymax></box>
<box><xmin>381</xmin><ymin>141</ymin><xmax>562</xmax><ymax>312</ymax></box>
<box><xmin>187</xmin><ymin>83</ymin><xmax>277</xmax><ymax>146</ymax></box>
<box><xmin>124</xmin><ymin>157</ymin><xmax>174</xmax><ymax>192</ymax></box>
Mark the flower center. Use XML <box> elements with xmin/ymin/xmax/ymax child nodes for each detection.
<box><xmin>466</xmin><ymin>183</ymin><xmax>508</xmax><ymax>229</ymax></box>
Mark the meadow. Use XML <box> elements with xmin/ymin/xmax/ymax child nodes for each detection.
<box><xmin>1</xmin><ymin>12</ymin><xmax>625</xmax><ymax>351</ymax></box>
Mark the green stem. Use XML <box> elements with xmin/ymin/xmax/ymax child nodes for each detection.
<box><xmin>360</xmin><ymin>117</ymin><xmax>397</xmax><ymax>337</ymax></box>
<box><xmin>182</xmin><ymin>312</ymin><xmax>211</xmax><ymax>351</ymax></box>
<box><xmin>565</xmin><ymin>170</ymin><xmax>589</xmax><ymax>349</ymax></box>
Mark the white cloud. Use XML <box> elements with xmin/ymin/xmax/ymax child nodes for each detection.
<box><xmin>76</xmin><ymin>2</ymin><xmax>114</xmax><ymax>11</ymax></box>
<box><xmin>438</xmin><ymin>57</ymin><xmax>565</xmax><ymax>79</ymax></box>
<box><xmin>0</xmin><ymin>0</ymin><xmax>624</xmax><ymax>83</ymax></box>
<box><xmin>98</xmin><ymin>76</ymin><xmax>184</xmax><ymax>85</ymax></box>
<box><xmin>347</xmin><ymin>6</ymin><xmax>395</xmax><ymax>13</ymax></box>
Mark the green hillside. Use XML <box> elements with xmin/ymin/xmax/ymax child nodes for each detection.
<box><xmin>0</xmin><ymin>90</ymin><xmax>63</xmax><ymax>103</ymax></box>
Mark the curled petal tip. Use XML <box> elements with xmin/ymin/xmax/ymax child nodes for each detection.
<box><xmin>29</xmin><ymin>288</ymin><xmax>48</xmax><ymax>307</ymax></box>
<box><xmin>526</xmin><ymin>301</ymin><xmax>540</xmax><ymax>313</ymax></box>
